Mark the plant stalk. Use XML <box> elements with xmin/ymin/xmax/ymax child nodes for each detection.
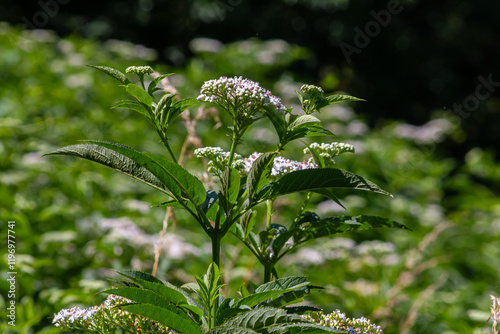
<box><xmin>264</xmin><ymin>263</ymin><xmax>272</xmax><ymax>283</ymax></box>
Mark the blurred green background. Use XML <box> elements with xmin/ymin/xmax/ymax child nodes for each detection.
<box><xmin>0</xmin><ymin>0</ymin><xmax>499</xmax><ymax>333</ymax></box>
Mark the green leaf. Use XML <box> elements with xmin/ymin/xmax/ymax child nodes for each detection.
<box><xmin>111</xmin><ymin>99</ymin><xmax>151</xmax><ymax>120</ymax></box>
<box><xmin>221</xmin><ymin>167</ymin><xmax>241</xmax><ymax>208</ymax></box>
<box><xmin>121</xmin><ymin>303</ymin><xmax>203</xmax><ymax>334</ymax></box>
<box><xmin>86</xmin><ymin>64</ymin><xmax>131</xmax><ymax>84</ymax></box>
<box><xmin>143</xmin><ymin>151</ymin><xmax>207</xmax><ymax>205</ymax></box>
<box><xmin>221</xmin><ymin>307</ymin><xmax>305</xmax><ymax>330</ymax></box>
<box><xmin>255</xmin><ymin>276</ymin><xmax>309</xmax><ymax>294</ymax></box>
<box><xmin>288</xmin><ymin>115</ymin><xmax>321</xmax><ymax>130</ymax></box>
<box><xmin>265</xmin><ymin>106</ymin><xmax>287</xmax><ymax>141</ymax></box>
<box><xmin>43</xmin><ymin>143</ymin><xmax>166</xmax><ymax>194</ymax></box>
<box><xmin>262</xmin><ymin>323</ymin><xmax>343</xmax><ymax>333</ymax></box>
<box><xmin>294</xmin><ymin>215</ymin><xmax>410</xmax><ymax>244</ymax></box>
<box><xmin>103</xmin><ymin>286</ymin><xmax>177</xmax><ymax>310</ymax></box>
<box><xmin>265</xmin><ymin>168</ymin><xmax>392</xmax><ymax>199</ymax></box>
<box><xmin>260</xmin><ymin>285</ymin><xmax>324</xmax><ymax>309</ymax></box>
<box><xmin>325</xmin><ymin>94</ymin><xmax>364</xmax><ymax>104</ymax></box>
<box><xmin>126</xmin><ymin>83</ymin><xmax>153</xmax><ymax>108</ymax></box>
<box><xmin>208</xmin><ymin>327</ymin><xmax>259</xmax><ymax>334</ymax></box>
<box><xmin>235</xmin><ymin>285</ymin><xmax>310</xmax><ymax>308</ymax></box>
<box><xmin>246</xmin><ymin>152</ymin><xmax>276</xmax><ymax>204</ymax></box>
<box><xmin>81</xmin><ymin>140</ymin><xmax>206</xmax><ymax>205</ymax></box>
<box><xmin>147</xmin><ymin>73</ymin><xmax>174</xmax><ymax>95</ymax></box>
<box><xmin>117</xmin><ymin>270</ymin><xmax>165</xmax><ymax>285</ymax></box>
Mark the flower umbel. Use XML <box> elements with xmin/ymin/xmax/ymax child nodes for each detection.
<box><xmin>244</xmin><ymin>152</ymin><xmax>318</xmax><ymax>178</ymax></box>
<box><xmin>197</xmin><ymin>76</ymin><xmax>287</xmax><ymax>116</ymax></box>
<box><xmin>302</xmin><ymin>310</ymin><xmax>383</xmax><ymax>334</ymax></box>
<box><xmin>125</xmin><ymin>66</ymin><xmax>154</xmax><ymax>75</ymax></box>
<box><xmin>194</xmin><ymin>146</ymin><xmax>245</xmax><ymax>176</ymax></box>
<box><xmin>304</xmin><ymin>142</ymin><xmax>355</xmax><ymax>166</ymax></box>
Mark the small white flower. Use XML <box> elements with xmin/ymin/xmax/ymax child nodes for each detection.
<box><xmin>304</xmin><ymin>142</ymin><xmax>355</xmax><ymax>166</ymax></box>
<box><xmin>243</xmin><ymin>153</ymin><xmax>318</xmax><ymax>178</ymax></box>
<box><xmin>198</xmin><ymin>76</ymin><xmax>286</xmax><ymax>114</ymax></box>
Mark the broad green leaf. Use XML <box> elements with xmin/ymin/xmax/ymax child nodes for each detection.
<box><xmin>143</xmin><ymin>151</ymin><xmax>207</xmax><ymax>205</ymax></box>
<box><xmin>121</xmin><ymin>303</ymin><xmax>203</xmax><ymax>334</ymax></box>
<box><xmin>265</xmin><ymin>106</ymin><xmax>287</xmax><ymax>141</ymax></box>
<box><xmin>240</xmin><ymin>211</ymin><xmax>257</xmax><ymax>239</ymax></box>
<box><xmin>117</xmin><ymin>270</ymin><xmax>165</xmax><ymax>285</ymax></box>
<box><xmin>255</xmin><ymin>276</ymin><xmax>309</xmax><ymax>294</ymax></box>
<box><xmin>126</xmin><ymin>83</ymin><xmax>153</xmax><ymax>108</ymax></box>
<box><xmin>235</xmin><ymin>284</ymin><xmax>311</xmax><ymax>308</ymax></box>
<box><xmin>311</xmin><ymin>189</ymin><xmax>345</xmax><ymax>209</ymax></box>
<box><xmin>265</xmin><ymin>168</ymin><xmax>392</xmax><ymax>199</ymax></box>
<box><xmin>82</xmin><ymin>140</ymin><xmax>205</xmax><ymax>204</ymax></box>
<box><xmin>147</xmin><ymin>73</ymin><xmax>174</xmax><ymax>95</ymax></box>
<box><xmin>103</xmin><ymin>286</ymin><xmax>178</xmax><ymax>310</ymax></box>
<box><xmin>43</xmin><ymin>143</ymin><xmax>167</xmax><ymax>194</ymax></box>
<box><xmin>325</xmin><ymin>94</ymin><xmax>364</xmax><ymax>104</ymax></box>
<box><xmin>288</xmin><ymin>115</ymin><xmax>321</xmax><ymax>130</ymax></box>
<box><xmin>246</xmin><ymin>152</ymin><xmax>276</xmax><ymax>205</ymax></box>
<box><xmin>86</xmin><ymin>64</ymin><xmax>130</xmax><ymax>84</ymax></box>
<box><xmin>112</xmin><ymin>99</ymin><xmax>151</xmax><ymax>120</ymax></box>
<box><xmin>260</xmin><ymin>285</ymin><xmax>324</xmax><ymax>309</ymax></box>
<box><xmin>208</xmin><ymin>327</ymin><xmax>259</xmax><ymax>334</ymax></box>
<box><xmin>222</xmin><ymin>307</ymin><xmax>305</xmax><ymax>330</ymax></box>
<box><xmin>263</xmin><ymin>323</ymin><xmax>343</xmax><ymax>333</ymax></box>
<box><xmin>284</xmin><ymin>306</ymin><xmax>322</xmax><ymax>315</ymax></box>
<box><xmin>221</xmin><ymin>167</ymin><xmax>241</xmax><ymax>207</ymax></box>
<box><xmin>294</xmin><ymin>215</ymin><xmax>410</xmax><ymax>244</ymax></box>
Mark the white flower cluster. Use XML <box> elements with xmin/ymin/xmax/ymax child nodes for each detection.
<box><xmin>244</xmin><ymin>152</ymin><xmax>318</xmax><ymax>178</ymax></box>
<box><xmin>301</xmin><ymin>84</ymin><xmax>324</xmax><ymax>97</ymax></box>
<box><xmin>304</xmin><ymin>142</ymin><xmax>355</xmax><ymax>166</ymax></box>
<box><xmin>53</xmin><ymin>294</ymin><xmax>173</xmax><ymax>333</ymax></box>
<box><xmin>302</xmin><ymin>310</ymin><xmax>383</xmax><ymax>334</ymax></box>
<box><xmin>194</xmin><ymin>147</ymin><xmax>245</xmax><ymax>175</ymax></box>
<box><xmin>125</xmin><ymin>65</ymin><xmax>154</xmax><ymax>75</ymax></box>
<box><xmin>197</xmin><ymin>76</ymin><xmax>286</xmax><ymax>114</ymax></box>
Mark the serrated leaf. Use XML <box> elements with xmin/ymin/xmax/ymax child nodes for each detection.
<box><xmin>81</xmin><ymin>140</ymin><xmax>206</xmax><ymax>205</ymax></box>
<box><xmin>208</xmin><ymin>327</ymin><xmax>259</xmax><ymax>334</ymax></box>
<box><xmin>221</xmin><ymin>167</ymin><xmax>241</xmax><ymax>209</ymax></box>
<box><xmin>141</xmin><ymin>151</ymin><xmax>206</xmax><ymax>206</ymax></box>
<box><xmin>325</xmin><ymin>94</ymin><xmax>364</xmax><ymax>104</ymax></box>
<box><xmin>86</xmin><ymin>64</ymin><xmax>130</xmax><ymax>84</ymax></box>
<box><xmin>43</xmin><ymin>143</ymin><xmax>167</xmax><ymax>194</ymax></box>
<box><xmin>126</xmin><ymin>83</ymin><xmax>153</xmax><ymax>108</ymax></box>
<box><xmin>266</xmin><ymin>168</ymin><xmax>392</xmax><ymax>199</ymax></box>
<box><xmin>221</xmin><ymin>307</ymin><xmax>306</xmax><ymax>330</ymax></box>
<box><xmin>246</xmin><ymin>152</ymin><xmax>276</xmax><ymax>204</ymax></box>
<box><xmin>265</xmin><ymin>106</ymin><xmax>287</xmax><ymax>141</ymax></box>
<box><xmin>103</xmin><ymin>286</ymin><xmax>176</xmax><ymax>310</ymax></box>
<box><xmin>121</xmin><ymin>303</ymin><xmax>203</xmax><ymax>334</ymax></box>
<box><xmin>255</xmin><ymin>277</ymin><xmax>309</xmax><ymax>294</ymax></box>
<box><xmin>294</xmin><ymin>215</ymin><xmax>410</xmax><ymax>244</ymax></box>
<box><xmin>112</xmin><ymin>99</ymin><xmax>151</xmax><ymax>120</ymax></box>
<box><xmin>289</xmin><ymin>115</ymin><xmax>321</xmax><ymax>130</ymax></box>
<box><xmin>262</xmin><ymin>322</ymin><xmax>343</xmax><ymax>333</ymax></box>
<box><xmin>117</xmin><ymin>270</ymin><xmax>165</xmax><ymax>285</ymax></box>
<box><xmin>260</xmin><ymin>285</ymin><xmax>324</xmax><ymax>309</ymax></box>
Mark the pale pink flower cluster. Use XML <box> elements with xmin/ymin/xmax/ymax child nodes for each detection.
<box><xmin>197</xmin><ymin>76</ymin><xmax>286</xmax><ymax>114</ymax></box>
<box><xmin>244</xmin><ymin>152</ymin><xmax>318</xmax><ymax>178</ymax></box>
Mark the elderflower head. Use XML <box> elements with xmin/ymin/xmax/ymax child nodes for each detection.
<box><xmin>304</xmin><ymin>142</ymin><xmax>355</xmax><ymax>166</ymax></box>
<box><xmin>194</xmin><ymin>147</ymin><xmax>245</xmax><ymax>176</ymax></box>
<box><xmin>301</xmin><ymin>84</ymin><xmax>324</xmax><ymax>97</ymax></box>
<box><xmin>244</xmin><ymin>153</ymin><xmax>318</xmax><ymax>179</ymax></box>
<box><xmin>197</xmin><ymin>76</ymin><xmax>286</xmax><ymax>116</ymax></box>
<box><xmin>125</xmin><ymin>65</ymin><xmax>154</xmax><ymax>75</ymax></box>
<box><xmin>302</xmin><ymin>310</ymin><xmax>383</xmax><ymax>334</ymax></box>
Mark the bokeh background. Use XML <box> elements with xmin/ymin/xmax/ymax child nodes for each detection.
<box><xmin>0</xmin><ymin>0</ymin><xmax>499</xmax><ymax>333</ymax></box>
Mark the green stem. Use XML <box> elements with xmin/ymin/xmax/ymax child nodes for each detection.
<box><xmin>227</xmin><ymin>126</ymin><xmax>240</xmax><ymax>168</ymax></box>
<box><xmin>266</xmin><ymin>199</ymin><xmax>273</xmax><ymax>229</ymax></box>
<box><xmin>156</xmin><ymin>129</ymin><xmax>178</xmax><ymax>164</ymax></box>
<box><xmin>264</xmin><ymin>263</ymin><xmax>272</xmax><ymax>283</ymax></box>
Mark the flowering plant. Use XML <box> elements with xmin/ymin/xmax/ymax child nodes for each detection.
<box><xmin>45</xmin><ymin>65</ymin><xmax>407</xmax><ymax>333</ymax></box>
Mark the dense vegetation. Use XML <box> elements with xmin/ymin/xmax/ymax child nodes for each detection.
<box><xmin>0</xmin><ymin>16</ymin><xmax>499</xmax><ymax>334</ymax></box>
